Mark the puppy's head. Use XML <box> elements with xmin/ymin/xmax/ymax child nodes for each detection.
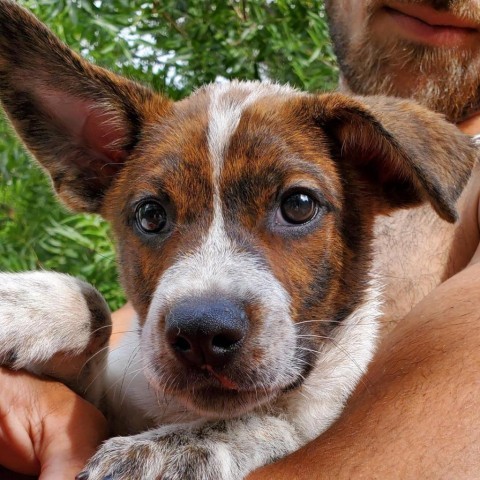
<box><xmin>1</xmin><ymin>2</ymin><xmax>476</xmax><ymax>418</ymax></box>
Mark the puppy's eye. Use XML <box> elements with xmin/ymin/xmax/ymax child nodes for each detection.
<box><xmin>136</xmin><ymin>201</ymin><xmax>167</xmax><ymax>234</ymax></box>
<box><xmin>280</xmin><ymin>192</ymin><xmax>317</xmax><ymax>225</ymax></box>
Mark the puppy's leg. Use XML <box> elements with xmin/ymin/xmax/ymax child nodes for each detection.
<box><xmin>0</xmin><ymin>272</ymin><xmax>111</xmax><ymax>404</ymax></box>
<box><xmin>78</xmin><ymin>414</ymin><xmax>303</xmax><ymax>480</ymax></box>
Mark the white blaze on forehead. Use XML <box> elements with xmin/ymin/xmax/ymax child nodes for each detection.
<box><xmin>206</xmin><ymin>80</ymin><xmax>299</xmax><ymax>182</ymax></box>
<box><xmin>203</xmin><ymin>80</ymin><xmax>300</xmax><ymax>263</ymax></box>
<box><xmin>145</xmin><ymin>81</ymin><xmax>301</xmax><ymax>314</ymax></box>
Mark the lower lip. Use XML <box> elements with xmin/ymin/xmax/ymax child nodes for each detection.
<box><xmin>201</xmin><ymin>385</ymin><xmax>273</xmax><ymax>397</ymax></box>
<box><xmin>382</xmin><ymin>6</ymin><xmax>477</xmax><ymax>47</ymax></box>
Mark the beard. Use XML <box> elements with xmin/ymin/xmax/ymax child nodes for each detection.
<box><xmin>325</xmin><ymin>0</ymin><xmax>480</xmax><ymax>123</ymax></box>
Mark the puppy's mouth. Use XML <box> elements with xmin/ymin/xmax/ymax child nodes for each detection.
<box><xmin>145</xmin><ymin>346</ymin><xmax>314</xmax><ymax>419</ymax></box>
<box><xmin>165</xmin><ymin>364</ymin><xmax>278</xmax><ymax>400</ymax></box>
<box><xmin>171</xmin><ymin>381</ymin><xmax>280</xmax><ymax>419</ymax></box>
<box><xmin>142</xmin><ymin>367</ymin><xmax>277</xmax><ymax>418</ymax></box>
<box><xmin>200</xmin><ymin>364</ymin><xmax>241</xmax><ymax>391</ymax></box>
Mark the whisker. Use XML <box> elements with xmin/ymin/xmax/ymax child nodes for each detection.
<box><xmin>89</xmin><ymin>324</ymin><xmax>115</xmax><ymax>336</ymax></box>
<box><xmin>79</xmin><ymin>344</ymin><xmax>109</xmax><ymax>376</ymax></box>
<box><xmin>104</xmin><ymin>344</ymin><xmax>142</xmax><ymax>398</ymax></box>
<box><xmin>120</xmin><ymin>344</ymin><xmax>140</xmax><ymax>396</ymax></box>
<box><xmin>297</xmin><ymin>333</ymin><xmax>332</xmax><ymax>340</ymax></box>
<box><xmin>295</xmin><ymin>319</ymin><xmax>332</xmax><ymax>326</ymax></box>
<box><xmin>295</xmin><ymin>319</ymin><xmax>377</xmax><ymax>327</ymax></box>
<box><xmin>120</xmin><ymin>366</ymin><xmax>145</xmax><ymax>407</ymax></box>
<box><xmin>297</xmin><ymin>346</ymin><xmax>323</xmax><ymax>356</ymax></box>
<box><xmin>328</xmin><ymin>337</ymin><xmax>365</xmax><ymax>372</ymax></box>
<box><xmin>109</xmin><ymin>329</ymin><xmax>139</xmax><ymax>336</ymax></box>
<box><xmin>297</xmin><ymin>341</ymin><xmax>373</xmax><ymax>394</ymax></box>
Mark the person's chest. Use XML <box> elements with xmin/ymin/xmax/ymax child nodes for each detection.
<box><xmin>373</xmin><ymin>163</ymin><xmax>480</xmax><ymax>333</ymax></box>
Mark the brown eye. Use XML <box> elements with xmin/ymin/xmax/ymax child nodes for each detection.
<box><xmin>280</xmin><ymin>192</ymin><xmax>317</xmax><ymax>224</ymax></box>
<box><xmin>136</xmin><ymin>201</ymin><xmax>167</xmax><ymax>233</ymax></box>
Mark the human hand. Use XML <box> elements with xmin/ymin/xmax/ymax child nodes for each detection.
<box><xmin>0</xmin><ymin>368</ymin><xmax>108</xmax><ymax>480</ymax></box>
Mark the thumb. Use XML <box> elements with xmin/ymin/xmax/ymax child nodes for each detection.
<box><xmin>36</xmin><ymin>394</ymin><xmax>108</xmax><ymax>480</ymax></box>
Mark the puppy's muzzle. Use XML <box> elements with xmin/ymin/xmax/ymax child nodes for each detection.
<box><xmin>165</xmin><ymin>297</ymin><xmax>248</xmax><ymax>369</ymax></box>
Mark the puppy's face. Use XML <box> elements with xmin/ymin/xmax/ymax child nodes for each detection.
<box><xmin>0</xmin><ymin>2</ymin><xmax>476</xmax><ymax>418</ymax></box>
<box><xmin>104</xmin><ymin>83</ymin><xmax>369</xmax><ymax>416</ymax></box>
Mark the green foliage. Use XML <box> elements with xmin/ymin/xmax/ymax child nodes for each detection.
<box><xmin>0</xmin><ymin>0</ymin><xmax>337</xmax><ymax>309</ymax></box>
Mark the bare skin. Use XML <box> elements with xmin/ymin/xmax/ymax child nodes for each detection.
<box><xmin>0</xmin><ymin>304</ymin><xmax>131</xmax><ymax>480</ymax></box>
<box><xmin>3</xmin><ymin>2</ymin><xmax>480</xmax><ymax>478</ymax></box>
<box><xmin>0</xmin><ymin>369</ymin><xmax>108</xmax><ymax>480</ymax></box>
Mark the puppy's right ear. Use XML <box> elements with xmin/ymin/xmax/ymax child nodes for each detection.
<box><xmin>312</xmin><ymin>93</ymin><xmax>477</xmax><ymax>222</ymax></box>
<box><xmin>0</xmin><ymin>1</ymin><xmax>171</xmax><ymax>213</ymax></box>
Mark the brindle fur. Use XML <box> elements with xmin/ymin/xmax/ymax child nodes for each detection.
<box><xmin>0</xmin><ymin>2</ymin><xmax>476</xmax><ymax>479</ymax></box>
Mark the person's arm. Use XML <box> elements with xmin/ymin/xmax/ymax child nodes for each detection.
<box><xmin>0</xmin><ymin>368</ymin><xmax>108</xmax><ymax>479</ymax></box>
<box><xmin>247</xmin><ymin>243</ymin><xmax>480</xmax><ymax>479</ymax></box>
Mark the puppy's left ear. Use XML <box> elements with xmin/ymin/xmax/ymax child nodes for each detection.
<box><xmin>0</xmin><ymin>1</ymin><xmax>171</xmax><ymax>213</ymax></box>
<box><xmin>314</xmin><ymin>93</ymin><xmax>477</xmax><ymax>222</ymax></box>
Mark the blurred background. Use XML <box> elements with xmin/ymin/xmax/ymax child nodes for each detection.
<box><xmin>0</xmin><ymin>0</ymin><xmax>338</xmax><ymax>310</ymax></box>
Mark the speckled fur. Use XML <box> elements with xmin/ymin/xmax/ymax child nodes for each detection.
<box><xmin>0</xmin><ymin>272</ymin><xmax>111</xmax><ymax>404</ymax></box>
<box><xmin>0</xmin><ymin>2</ymin><xmax>477</xmax><ymax>479</ymax></box>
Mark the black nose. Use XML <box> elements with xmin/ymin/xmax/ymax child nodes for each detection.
<box><xmin>165</xmin><ymin>297</ymin><xmax>248</xmax><ymax>368</ymax></box>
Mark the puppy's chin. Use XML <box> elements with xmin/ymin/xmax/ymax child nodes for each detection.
<box><xmin>141</xmin><ymin>368</ymin><xmax>276</xmax><ymax>418</ymax></box>
<box><xmin>172</xmin><ymin>386</ymin><xmax>280</xmax><ymax>419</ymax></box>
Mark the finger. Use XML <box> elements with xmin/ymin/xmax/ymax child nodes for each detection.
<box><xmin>0</xmin><ymin>369</ymin><xmax>40</xmax><ymax>475</ymax></box>
<box><xmin>457</xmin><ymin>112</ymin><xmax>480</xmax><ymax>135</ymax></box>
<box><xmin>0</xmin><ymin>415</ymin><xmax>39</xmax><ymax>475</ymax></box>
<box><xmin>36</xmin><ymin>394</ymin><xmax>108</xmax><ymax>480</ymax></box>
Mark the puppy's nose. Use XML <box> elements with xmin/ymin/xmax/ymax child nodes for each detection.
<box><xmin>165</xmin><ymin>298</ymin><xmax>248</xmax><ymax>368</ymax></box>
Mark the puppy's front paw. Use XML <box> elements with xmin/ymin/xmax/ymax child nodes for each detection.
<box><xmin>0</xmin><ymin>272</ymin><xmax>111</xmax><ymax>402</ymax></box>
<box><xmin>78</xmin><ymin>425</ymin><xmax>241</xmax><ymax>480</ymax></box>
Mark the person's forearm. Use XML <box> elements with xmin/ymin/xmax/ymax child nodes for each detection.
<box><xmin>248</xmin><ymin>259</ymin><xmax>480</xmax><ymax>479</ymax></box>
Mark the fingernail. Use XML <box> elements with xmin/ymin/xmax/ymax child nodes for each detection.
<box><xmin>75</xmin><ymin>472</ymin><xmax>89</xmax><ymax>480</ymax></box>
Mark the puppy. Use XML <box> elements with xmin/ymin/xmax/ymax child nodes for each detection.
<box><xmin>0</xmin><ymin>2</ymin><xmax>477</xmax><ymax>479</ymax></box>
